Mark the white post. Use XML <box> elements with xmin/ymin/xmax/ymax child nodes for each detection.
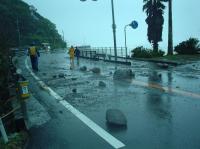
<box><xmin>0</xmin><ymin>118</ymin><xmax>8</xmax><ymax>143</ymax></box>
<box><xmin>124</xmin><ymin>25</ymin><xmax>129</xmax><ymax>62</ymax></box>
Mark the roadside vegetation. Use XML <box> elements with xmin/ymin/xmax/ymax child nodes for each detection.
<box><xmin>131</xmin><ymin>37</ymin><xmax>200</xmax><ymax>59</ymax></box>
<box><xmin>174</xmin><ymin>38</ymin><xmax>200</xmax><ymax>55</ymax></box>
<box><xmin>0</xmin><ymin>131</ymin><xmax>28</xmax><ymax>149</ymax></box>
<box><xmin>131</xmin><ymin>46</ymin><xmax>165</xmax><ymax>58</ymax></box>
<box><xmin>0</xmin><ymin>0</ymin><xmax>66</xmax><ymax>148</ymax></box>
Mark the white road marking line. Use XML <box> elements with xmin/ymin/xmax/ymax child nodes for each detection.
<box><xmin>25</xmin><ymin>59</ymin><xmax>125</xmax><ymax>149</ymax></box>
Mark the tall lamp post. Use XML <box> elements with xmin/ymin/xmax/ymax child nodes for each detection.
<box><xmin>80</xmin><ymin>0</ymin><xmax>118</xmax><ymax>62</ymax></box>
<box><xmin>124</xmin><ymin>20</ymin><xmax>138</xmax><ymax>61</ymax></box>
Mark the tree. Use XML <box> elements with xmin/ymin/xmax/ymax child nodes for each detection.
<box><xmin>167</xmin><ymin>0</ymin><xmax>173</xmax><ymax>55</ymax></box>
<box><xmin>174</xmin><ymin>38</ymin><xmax>200</xmax><ymax>55</ymax></box>
<box><xmin>143</xmin><ymin>0</ymin><xmax>167</xmax><ymax>52</ymax></box>
<box><xmin>0</xmin><ymin>0</ymin><xmax>66</xmax><ymax>49</ymax></box>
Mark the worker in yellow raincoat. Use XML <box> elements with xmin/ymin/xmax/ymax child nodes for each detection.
<box><xmin>28</xmin><ymin>43</ymin><xmax>40</xmax><ymax>71</ymax></box>
<box><xmin>68</xmin><ymin>46</ymin><xmax>75</xmax><ymax>69</ymax></box>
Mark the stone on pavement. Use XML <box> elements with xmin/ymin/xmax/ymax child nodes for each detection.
<box><xmin>52</xmin><ymin>75</ymin><xmax>57</xmax><ymax>79</ymax></box>
<box><xmin>71</xmin><ymin>78</ymin><xmax>77</xmax><ymax>81</ymax></box>
<box><xmin>80</xmin><ymin>66</ymin><xmax>87</xmax><ymax>72</ymax></box>
<box><xmin>106</xmin><ymin>109</ymin><xmax>127</xmax><ymax>126</ymax></box>
<box><xmin>113</xmin><ymin>69</ymin><xmax>134</xmax><ymax>80</ymax></box>
<box><xmin>58</xmin><ymin>73</ymin><xmax>65</xmax><ymax>78</ymax></box>
<box><xmin>91</xmin><ymin>67</ymin><xmax>101</xmax><ymax>74</ymax></box>
<box><xmin>72</xmin><ymin>88</ymin><xmax>77</xmax><ymax>93</ymax></box>
<box><xmin>99</xmin><ymin>81</ymin><xmax>106</xmax><ymax>87</ymax></box>
<box><xmin>157</xmin><ymin>63</ymin><xmax>169</xmax><ymax>69</ymax></box>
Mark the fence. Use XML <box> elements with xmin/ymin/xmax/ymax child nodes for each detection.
<box><xmin>91</xmin><ymin>47</ymin><xmax>128</xmax><ymax>58</ymax></box>
<box><xmin>78</xmin><ymin>47</ymin><xmax>132</xmax><ymax>65</ymax></box>
<box><xmin>79</xmin><ymin>47</ymin><xmax>132</xmax><ymax>60</ymax></box>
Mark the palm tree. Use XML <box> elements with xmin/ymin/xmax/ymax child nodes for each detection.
<box><xmin>167</xmin><ymin>0</ymin><xmax>173</xmax><ymax>55</ymax></box>
<box><xmin>143</xmin><ymin>0</ymin><xmax>166</xmax><ymax>52</ymax></box>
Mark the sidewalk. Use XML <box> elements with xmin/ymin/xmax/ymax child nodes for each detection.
<box><xmin>25</xmin><ymin>95</ymin><xmax>51</xmax><ymax>129</ymax></box>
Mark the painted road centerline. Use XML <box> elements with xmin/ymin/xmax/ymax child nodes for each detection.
<box><xmin>25</xmin><ymin>59</ymin><xmax>125</xmax><ymax>149</ymax></box>
<box><xmin>132</xmin><ymin>80</ymin><xmax>200</xmax><ymax>99</ymax></box>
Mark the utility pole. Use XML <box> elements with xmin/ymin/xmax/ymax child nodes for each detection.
<box><xmin>62</xmin><ymin>30</ymin><xmax>65</xmax><ymax>41</ymax></box>
<box><xmin>16</xmin><ymin>17</ymin><xmax>21</xmax><ymax>48</ymax></box>
<box><xmin>80</xmin><ymin>0</ymin><xmax>118</xmax><ymax>62</ymax></box>
<box><xmin>111</xmin><ymin>0</ymin><xmax>117</xmax><ymax>62</ymax></box>
<box><xmin>168</xmin><ymin>0</ymin><xmax>173</xmax><ymax>55</ymax></box>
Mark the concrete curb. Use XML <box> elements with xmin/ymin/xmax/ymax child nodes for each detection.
<box><xmin>132</xmin><ymin>58</ymin><xmax>182</xmax><ymax>66</ymax></box>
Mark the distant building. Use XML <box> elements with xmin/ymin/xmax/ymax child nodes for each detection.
<box><xmin>41</xmin><ymin>43</ymin><xmax>51</xmax><ymax>51</ymax></box>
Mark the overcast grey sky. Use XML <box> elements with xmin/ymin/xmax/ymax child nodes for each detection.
<box><xmin>23</xmin><ymin>0</ymin><xmax>200</xmax><ymax>52</ymax></box>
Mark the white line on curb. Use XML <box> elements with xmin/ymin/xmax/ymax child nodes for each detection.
<box><xmin>25</xmin><ymin>59</ymin><xmax>125</xmax><ymax>149</ymax></box>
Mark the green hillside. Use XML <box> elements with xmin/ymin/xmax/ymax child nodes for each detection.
<box><xmin>0</xmin><ymin>0</ymin><xmax>66</xmax><ymax>49</ymax></box>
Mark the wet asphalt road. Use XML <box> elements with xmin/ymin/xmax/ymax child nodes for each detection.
<box><xmin>18</xmin><ymin>51</ymin><xmax>200</xmax><ymax>149</ymax></box>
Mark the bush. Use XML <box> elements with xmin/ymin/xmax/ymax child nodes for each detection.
<box><xmin>131</xmin><ymin>46</ymin><xmax>165</xmax><ymax>58</ymax></box>
<box><xmin>174</xmin><ymin>38</ymin><xmax>200</xmax><ymax>55</ymax></box>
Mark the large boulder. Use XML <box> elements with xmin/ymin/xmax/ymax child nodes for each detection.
<box><xmin>91</xmin><ymin>67</ymin><xmax>101</xmax><ymax>74</ymax></box>
<box><xmin>113</xmin><ymin>69</ymin><xmax>134</xmax><ymax>80</ymax></box>
<box><xmin>106</xmin><ymin>109</ymin><xmax>127</xmax><ymax>126</ymax></box>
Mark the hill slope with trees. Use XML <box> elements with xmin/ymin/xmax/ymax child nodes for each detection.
<box><xmin>0</xmin><ymin>0</ymin><xmax>66</xmax><ymax>101</ymax></box>
<box><xmin>0</xmin><ymin>0</ymin><xmax>66</xmax><ymax>49</ymax></box>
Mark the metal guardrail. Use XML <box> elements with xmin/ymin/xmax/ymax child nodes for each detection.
<box><xmin>0</xmin><ymin>105</ymin><xmax>20</xmax><ymax>120</ymax></box>
<box><xmin>0</xmin><ymin>54</ymin><xmax>31</xmax><ymax>144</ymax></box>
<box><xmin>10</xmin><ymin>48</ymin><xmax>67</xmax><ymax>56</ymax></box>
<box><xmin>79</xmin><ymin>50</ymin><xmax>131</xmax><ymax>65</ymax></box>
<box><xmin>0</xmin><ymin>99</ymin><xmax>20</xmax><ymax>144</ymax></box>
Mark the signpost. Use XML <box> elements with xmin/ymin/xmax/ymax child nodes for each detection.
<box><xmin>124</xmin><ymin>20</ymin><xmax>138</xmax><ymax>61</ymax></box>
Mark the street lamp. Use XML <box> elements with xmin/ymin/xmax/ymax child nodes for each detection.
<box><xmin>80</xmin><ymin>0</ymin><xmax>118</xmax><ymax>62</ymax></box>
<box><xmin>124</xmin><ymin>20</ymin><xmax>138</xmax><ymax>61</ymax></box>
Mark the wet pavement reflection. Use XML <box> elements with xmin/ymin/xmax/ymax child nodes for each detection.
<box><xmin>22</xmin><ymin>52</ymin><xmax>200</xmax><ymax>149</ymax></box>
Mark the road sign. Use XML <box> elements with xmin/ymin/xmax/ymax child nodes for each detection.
<box><xmin>129</xmin><ymin>20</ymin><xmax>138</xmax><ymax>29</ymax></box>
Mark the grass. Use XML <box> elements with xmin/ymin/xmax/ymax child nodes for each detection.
<box><xmin>0</xmin><ymin>131</ymin><xmax>28</xmax><ymax>149</ymax></box>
